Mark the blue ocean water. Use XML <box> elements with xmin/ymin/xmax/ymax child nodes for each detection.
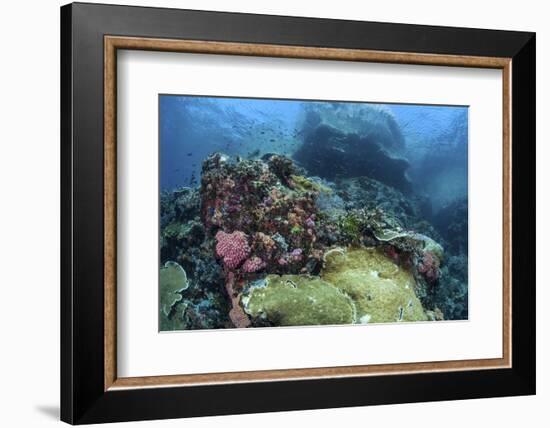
<box><xmin>160</xmin><ymin>95</ymin><xmax>467</xmax><ymax>213</ymax></box>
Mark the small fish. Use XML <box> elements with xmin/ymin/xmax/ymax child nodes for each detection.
<box><xmin>187</xmin><ymin>152</ymin><xmax>193</xmax><ymax>156</ymax></box>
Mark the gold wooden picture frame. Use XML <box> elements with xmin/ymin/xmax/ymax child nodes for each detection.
<box><xmin>104</xmin><ymin>36</ymin><xmax>511</xmax><ymax>391</ymax></box>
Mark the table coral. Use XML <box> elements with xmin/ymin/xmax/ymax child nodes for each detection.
<box><xmin>159</xmin><ymin>261</ymin><xmax>189</xmax><ymax>317</ymax></box>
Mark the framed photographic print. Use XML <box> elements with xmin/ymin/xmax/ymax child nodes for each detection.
<box><xmin>60</xmin><ymin>2</ymin><xmax>536</xmax><ymax>424</ymax></box>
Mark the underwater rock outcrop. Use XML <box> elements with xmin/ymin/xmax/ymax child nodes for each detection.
<box><xmin>293</xmin><ymin>125</ymin><xmax>412</xmax><ymax>193</ymax></box>
<box><xmin>432</xmin><ymin>197</ymin><xmax>468</xmax><ymax>255</ymax></box>
<box><xmin>333</xmin><ymin>177</ymin><xmax>436</xmax><ymax>235</ymax></box>
<box><xmin>201</xmin><ymin>153</ymin><xmax>327</xmax><ymax>277</ymax></box>
<box><xmin>160</xmin><ymin>188</ymin><xmax>231</xmax><ymax>330</ymax></box>
<box><xmin>300</xmin><ymin>103</ymin><xmax>406</xmax><ymax>153</ymax></box>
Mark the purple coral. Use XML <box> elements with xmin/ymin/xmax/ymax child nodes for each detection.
<box><xmin>242</xmin><ymin>256</ymin><xmax>266</xmax><ymax>273</ymax></box>
<box><xmin>215</xmin><ymin>231</ymin><xmax>250</xmax><ymax>269</ymax></box>
<box><xmin>290</xmin><ymin>248</ymin><xmax>303</xmax><ymax>262</ymax></box>
<box><xmin>305</xmin><ymin>216</ymin><xmax>315</xmax><ymax>229</ymax></box>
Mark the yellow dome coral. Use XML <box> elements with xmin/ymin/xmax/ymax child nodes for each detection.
<box><xmin>241</xmin><ymin>247</ymin><xmax>427</xmax><ymax>327</ymax></box>
<box><xmin>242</xmin><ymin>275</ymin><xmax>356</xmax><ymax>326</ymax></box>
<box><xmin>322</xmin><ymin>247</ymin><xmax>427</xmax><ymax>323</ymax></box>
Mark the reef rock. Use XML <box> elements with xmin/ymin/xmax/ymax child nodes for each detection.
<box><xmin>200</xmin><ymin>153</ymin><xmax>327</xmax><ymax>277</ymax></box>
<box><xmin>159</xmin><ymin>187</ymin><xmax>231</xmax><ymax>330</ymax></box>
<box><xmin>333</xmin><ymin>177</ymin><xmax>435</xmax><ymax>235</ymax></box>
<box><xmin>300</xmin><ymin>103</ymin><xmax>406</xmax><ymax>153</ymax></box>
<box><xmin>293</xmin><ymin>125</ymin><xmax>412</xmax><ymax>193</ymax></box>
<box><xmin>432</xmin><ymin>197</ymin><xmax>468</xmax><ymax>255</ymax></box>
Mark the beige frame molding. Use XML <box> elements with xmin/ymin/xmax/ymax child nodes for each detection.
<box><xmin>104</xmin><ymin>35</ymin><xmax>512</xmax><ymax>391</ymax></box>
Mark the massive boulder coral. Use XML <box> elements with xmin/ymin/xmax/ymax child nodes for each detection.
<box><xmin>241</xmin><ymin>247</ymin><xmax>428</xmax><ymax>327</ymax></box>
<box><xmin>322</xmin><ymin>247</ymin><xmax>427</xmax><ymax>323</ymax></box>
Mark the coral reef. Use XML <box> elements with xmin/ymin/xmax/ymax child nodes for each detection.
<box><xmin>432</xmin><ymin>197</ymin><xmax>468</xmax><ymax>254</ymax></box>
<box><xmin>201</xmin><ymin>153</ymin><xmax>327</xmax><ymax>277</ymax></box>
<box><xmin>160</xmin><ymin>153</ymin><xmax>466</xmax><ymax>329</ymax></box>
<box><xmin>160</xmin><ymin>187</ymin><xmax>231</xmax><ymax>330</ymax></box>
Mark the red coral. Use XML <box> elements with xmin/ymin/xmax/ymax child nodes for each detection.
<box><xmin>215</xmin><ymin>231</ymin><xmax>250</xmax><ymax>269</ymax></box>
<box><xmin>242</xmin><ymin>256</ymin><xmax>266</xmax><ymax>273</ymax></box>
<box><xmin>417</xmin><ymin>251</ymin><xmax>440</xmax><ymax>283</ymax></box>
<box><xmin>225</xmin><ymin>271</ymin><xmax>251</xmax><ymax>328</ymax></box>
<box><xmin>385</xmin><ymin>245</ymin><xmax>400</xmax><ymax>263</ymax></box>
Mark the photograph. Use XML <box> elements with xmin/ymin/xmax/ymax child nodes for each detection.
<box><xmin>159</xmin><ymin>96</ymin><xmax>469</xmax><ymax>330</ymax></box>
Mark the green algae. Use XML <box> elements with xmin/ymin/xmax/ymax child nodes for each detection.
<box><xmin>322</xmin><ymin>247</ymin><xmax>427</xmax><ymax>323</ymax></box>
<box><xmin>160</xmin><ymin>261</ymin><xmax>188</xmax><ymax>317</ymax></box>
<box><xmin>338</xmin><ymin>211</ymin><xmax>364</xmax><ymax>241</ymax></box>
<box><xmin>242</xmin><ymin>275</ymin><xmax>356</xmax><ymax>326</ymax></box>
<box><xmin>290</xmin><ymin>174</ymin><xmax>331</xmax><ymax>194</ymax></box>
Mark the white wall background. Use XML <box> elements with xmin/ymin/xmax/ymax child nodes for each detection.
<box><xmin>0</xmin><ymin>0</ymin><xmax>546</xmax><ymax>426</ymax></box>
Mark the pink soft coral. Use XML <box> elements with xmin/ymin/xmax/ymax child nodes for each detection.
<box><xmin>215</xmin><ymin>231</ymin><xmax>250</xmax><ymax>269</ymax></box>
<box><xmin>242</xmin><ymin>256</ymin><xmax>266</xmax><ymax>273</ymax></box>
